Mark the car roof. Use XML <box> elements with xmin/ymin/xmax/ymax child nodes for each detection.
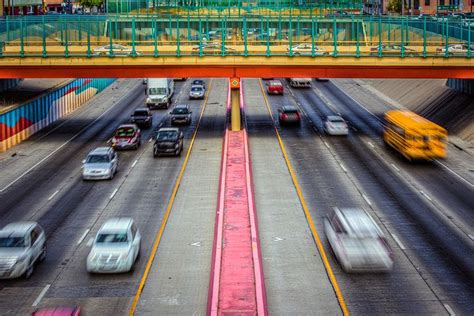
<box><xmin>280</xmin><ymin>105</ymin><xmax>298</xmax><ymax>111</ymax></box>
<box><xmin>134</xmin><ymin>107</ymin><xmax>149</xmax><ymax>112</ymax></box>
<box><xmin>191</xmin><ymin>85</ymin><xmax>204</xmax><ymax>88</ymax></box>
<box><xmin>88</xmin><ymin>147</ymin><xmax>112</xmax><ymax>155</ymax></box>
<box><xmin>327</xmin><ymin>115</ymin><xmax>344</xmax><ymax>121</ymax></box>
<box><xmin>335</xmin><ymin>208</ymin><xmax>381</xmax><ymax>238</ymax></box>
<box><xmin>157</xmin><ymin>127</ymin><xmax>180</xmax><ymax>133</ymax></box>
<box><xmin>99</xmin><ymin>217</ymin><xmax>133</xmax><ymax>232</ymax></box>
<box><xmin>174</xmin><ymin>104</ymin><xmax>189</xmax><ymax>109</ymax></box>
<box><xmin>117</xmin><ymin>124</ymin><xmax>137</xmax><ymax>129</ymax></box>
<box><xmin>1</xmin><ymin>221</ymin><xmax>38</xmax><ymax>235</ymax></box>
<box><xmin>33</xmin><ymin>306</ymin><xmax>80</xmax><ymax>316</ymax></box>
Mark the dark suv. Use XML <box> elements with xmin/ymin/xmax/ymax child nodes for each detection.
<box><xmin>153</xmin><ymin>128</ymin><xmax>184</xmax><ymax>157</ymax></box>
<box><xmin>131</xmin><ymin>108</ymin><xmax>153</xmax><ymax>128</ymax></box>
<box><xmin>170</xmin><ymin>104</ymin><xmax>192</xmax><ymax>125</ymax></box>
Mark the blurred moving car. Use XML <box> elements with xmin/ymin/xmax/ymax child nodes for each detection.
<box><xmin>266</xmin><ymin>80</ymin><xmax>284</xmax><ymax>95</ymax></box>
<box><xmin>278</xmin><ymin>105</ymin><xmax>301</xmax><ymax>125</ymax></box>
<box><xmin>131</xmin><ymin>108</ymin><xmax>153</xmax><ymax>128</ymax></box>
<box><xmin>82</xmin><ymin>147</ymin><xmax>118</xmax><ymax>180</ymax></box>
<box><xmin>93</xmin><ymin>44</ymin><xmax>139</xmax><ymax>56</ymax></box>
<box><xmin>192</xmin><ymin>43</ymin><xmax>237</xmax><ymax>56</ymax></box>
<box><xmin>288</xmin><ymin>43</ymin><xmax>328</xmax><ymax>56</ymax></box>
<box><xmin>324</xmin><ymin>207</ymin><xmax>394</xmax><ymax>273</ymax></box>
<box><xmin>153</xmin><ymin>128</ymin><xmax>184</xmax><ymax>157</ymax></box>
<box><xmin>111</xmin><ymin>124</ymin><xmax>141</xmax><ymax>150</ymax></box>
<box><xmin>370</xmin><ymin>44</ymin><xmax>418</xmax><ymax>57</ymax></box>
<box><xmin>32</xmin><ymin>306</ymin><xmax>81</xmax><ymax>316</ymax></box>
<box><xmin>86</xmin><ymin>218</ymin><xmax>141</xmax><ymax>274</ymax></box>
<box><xmin>0</xmin><ymin>222</ymin><xmax>46</xmax><ymax>279</ymax></box>
<box><xmin>170</xmin><ymin>104</ymin><xmax>192</xmax><ymax>125</ymax></box>
<box><xmin>436</xmin><ymin>43</ymin><xmax>473</xmax><ymax>55</ymax></box>
<box><xmin>324</xmin><ymin>115</ymin><xmax>349</xmax><ymax>135</ymax></box>
<box><xmin>189</xmin><ymin>85</ymin><xmax>205</xmax><ymax>99</ymax></box>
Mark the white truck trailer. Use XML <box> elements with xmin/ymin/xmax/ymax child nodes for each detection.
<box><xmin>146</xmin><ymin>78</ymin><xmax>174</xmax><ymax>109</ymax></box>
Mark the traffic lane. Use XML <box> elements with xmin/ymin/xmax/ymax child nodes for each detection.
<box><xmin>0</xmin><ymin>80</ymin><xmax>142</xmax><ymax>190</ymax></box>
<box><xmin>265</xmin><ymin>85</ymin><xmax>447</xmax><ymax>314</ymax></box>
<box><xmin>0</xmin><ymin>81</ymin><xmax>190</xmax><ymax>311</ymax></box>
<box><xmin>310</xmin><ymin>83</ymin><xmax>474</xmax><ymax>245</ymax></box>
<box><xmin>30</xmin><ymin>79</ymin><xmax>210</xmax><ymax>315</ymax></box>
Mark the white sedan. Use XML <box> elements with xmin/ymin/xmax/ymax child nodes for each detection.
<box><xmin>288</xmin><ymin>43</ymin><xmax>328</xmax><ymax>56</ymax></box>
<box><xmin>93</xmin><ymin>44</ymin><xmax>140</xmax><ymax>56</ymax></box>
<box><xmin>87</xmin><ymin>217</ymin><xmax>141</xmax><ymax>273</ymax></box>
<box><xmin>436</xmin><ymin>43</ymin><xmax>473</xmax><ymax>55</ymax></box>
<box><xmin>324</xmin><ymin>115</ymin><xmax>349</xmax><ymax>135</ymax></box>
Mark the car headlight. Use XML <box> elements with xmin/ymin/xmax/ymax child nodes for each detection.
<box><xmin>162</xmin><ymin>97</ymin><xmax>168</xmax><ymax>102</ymax></box>
<box><xmin>146</xmin><ymin>98</ymin><xmax>152</xmax><ymax>103</ymax></box>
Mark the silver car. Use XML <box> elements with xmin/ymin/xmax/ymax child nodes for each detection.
<box><xmin>324</xmin><ymin>207</ymin><xmax>394</xmax><ymax>273</ymax></box>
<box><xmin>0</xmin><ymin>222</ymin><xmax>46</xmax><ymax>279</ymax></box>
<box><xmin>324</xmin><ymin>115</ymin><xmax>349</xmax><ymax>136</ymax></box>
<box><xmin>82</xmin><ymin>147</ymin><xmax>118</xmax><ymax>180</ymax></box>
<box><xmin>86</xmin><ymin>217</ymin><xmax>141</xmax><ymax>274</ymax></box>
<box><xmin>189</xmin><ymin>85</ymin><xmax>205</xmax><ymax>99</ymax></box>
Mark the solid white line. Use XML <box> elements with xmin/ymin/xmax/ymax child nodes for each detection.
<box><xmin>323</xmin><ymin>141</ymin><xmax>330</xmax><ymax>149</ymax></box>
<box><xmin>420</xmin><ymin>190</ymin><xmax>433</xmax><ymax>201</ymax></box>
<box><xmin>32</xmin><ymin>284</ymin><xmax>51</xmax><ymax>307</ymax></box>
<box><xmin>148</xmin><ymin>138</ymin><xmax>152</xmax><ymax>143</ymax></box>
<box><xmin>339</xmin><ymin>163</ymin><xmax>347</xmax><ymax>173</ymax></box>
<box><xmin>0</xmin><ymin>100</ymin><xmax>119</xmax><ymax>194</ymax></box>
<box><xmin>435</xmin><ymin>160</ymin><xmax>474</xmax><ymax>188</ymax></box>
<box><xmin>77</xmin><ymin>229</ymin><xmax>90</xmax><ymax>245</ymax></box>
<box><xmin>367</xmin><ymin>141</ymin><xmax>375</xmax><ymax>148</ymax></box>
<box><xmin>391</xmin><ymin>163</ymin><xmax>400</xmax><ymax>172</ymax></box>
<box><xmin>468</xmin><ymin>234</ymin><xmax>474</xmax><ymax>241</ymax></box>
<box><xmin>109</xmin><ymin>188</ymin><xmax>118</xmax><ymax>200</ymax></box>
<box><xmin>131</xmin><ymin>159</ymin><xmax>138</xmax><ymax>168</ymax></box>
<box><xmin>391</xmin><ymin>233</ymin><xmax>406</xmax><ymax>250</ymax></box>
<box><xmin>362</xmin><ymin>194</ymin><xmax>372</xmax><ymax>206</ymax></box>
<box><xmin>444</xmin><ymin>304</ymin><xmax>456</xmax><ymax>316</ymax></box>
<box><xmin>47</xmin><ymin>190</ymin><xmax>59</xmax><ymax>201</ymax></box>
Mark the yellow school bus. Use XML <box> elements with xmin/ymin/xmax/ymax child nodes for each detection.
<box><xmin>383</xmin><ymin>110</ymin><xmax>448</xmax><ymax>161</ymax></box>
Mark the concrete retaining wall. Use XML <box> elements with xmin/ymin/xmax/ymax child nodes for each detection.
<box><xmin>0</xmin><ymin>78</ymin><xmax>116</xmax><ymax>152</ymax></box>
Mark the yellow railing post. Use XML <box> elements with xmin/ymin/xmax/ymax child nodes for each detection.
<box><xmin>229</xmin><ymin>78</ymin><xmax>241</xmax><ymax>131</ymax></box>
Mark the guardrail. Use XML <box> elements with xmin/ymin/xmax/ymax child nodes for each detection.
<box><xmin>0</xmin><ymin>15</ymin><xmax>472</xmax><ymax>58</ymax></box>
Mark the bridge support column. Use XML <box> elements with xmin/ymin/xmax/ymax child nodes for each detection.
<box><xmin>230</xmin><ymin>78</ymin><xmax>241</xmax><ymax>131</ymax></box>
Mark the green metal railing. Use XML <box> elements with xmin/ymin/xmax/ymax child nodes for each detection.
<box><xmin>0</xmin><ymin>15</ymin><xmax>472</xmax><ymax>58</ymax></box>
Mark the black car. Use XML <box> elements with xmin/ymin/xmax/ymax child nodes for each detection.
<box><xmin>192</xmin><ymin>79</ymin><xmax>205</xmax><ymax>88</ymax></box>
<box><xmin>170</xmin><ymin>104</ymin><xmax>192</xmax><ymax>125</ymax></box>
<box><xmin>131</xmin><ymin>108</ymin><xmax>153</xmax><ymax>128</ymax></box>
<box><xmin>153</xmin><ymin>128</ymin><xmax>184</xmax><ymax>157</ymax></box>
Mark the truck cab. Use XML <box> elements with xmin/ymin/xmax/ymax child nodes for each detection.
<box><xmin>146</xmin><ymin>78</ymin><xmax>174</xmax><ymax>109</ymax></box>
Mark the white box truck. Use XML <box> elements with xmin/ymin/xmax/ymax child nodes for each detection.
<box><xmin>146</xmin><ymin>78</ymin><xmax>174</xmax><ymax>109</ymax></box>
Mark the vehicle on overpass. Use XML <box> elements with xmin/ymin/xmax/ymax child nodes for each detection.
<box><xmin>370</xmin><ymin>44</ymin><xmax>418</xmax><ymax>57</ymax></box>
<box><xmin>86</xmin><ymin>218</ymin><xmax>141</xmax><ymax>274</ymax></box>
<box><xmin>82</xmin><ymin>147</ymin><xmax>118</xmax><ymax>180</ymax></box>
<box><xmin>131</xmin><ymin>108</ymin><xmax>153</xmax><ymax>128</ymax></box>
<box><xmin>191</xmin><ymin>43</ymin><xmax>237</xmax><ymax>56</ymax></box>
<box><xmin>288</xmin><ymin>43</ymin><xmax>328</xmax><ymax>56</ymax></box>
<box><xmin>146</xmin><ymin>78</ymin><xmax>174</xmax><ymax>109</ymax></box>
<box><xmin>170</xmin><ymin>104</ymin><xmax>192</xmax><ymax>125</ymax></box>
<box><xmin>288</xmin><ymin>78</ymin><xmax>312</xmax><ymax>88</ymax></box>
<box><xmin>153</xmin><ymin>127</ymin><xmax>184</xmax><ymax>157</ymax></box>
<box><xmin>111</xmin><ymin>124</ymin><xmax>141</xmax><ymax>150</ymax></box>
<box><xmin>0</xmin><ymin>222</ymin><xmax>46</xmax><ymax>279</ymax></box>
<box><xmin>436</xmin><ymin>43</ymin><xmax>474</xmax><ymax>55</ymax></box>
<box><xmin>324</xmin><ymin>207</ymin><xmax>394</xmax><ymax>273</ymax></box>
<box><xmin>383</xmin><ymin>110</ymin><xmax>448</xmax><ymax>161</ymax></box>
<box><xmin>93</xmin><ymin>44</ymin><xmax>139</xmax><ymax>57</ymax></box>
<box><xmin>266</xmin><ymin>80</ymin><xmax>284</xmax><ymax>95</ymax></box>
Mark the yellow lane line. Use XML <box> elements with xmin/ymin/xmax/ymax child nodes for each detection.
<box><xmin>128</xmin><ymin>79</ymin><xmax>213</xmax><ymax>316</ymax></box>
<box><xmin>257</xmin><ymin>79</ymin><xmax>349</xmax><ymax>316</ymax></box>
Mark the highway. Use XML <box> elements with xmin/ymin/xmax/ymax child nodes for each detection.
<box><xmin>0</xmin><ymin>78</ymin><xmax>472</xmax><ymax>315</ymax></box>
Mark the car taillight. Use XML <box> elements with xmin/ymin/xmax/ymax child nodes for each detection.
<box><xmin>282</xmin><ymin>114</ymin><xmax>288</xmax><ymax>119</ymax></box>
<box><xmin>436</xmin><ymin>48</ymin><xmax>442</xmax><ymax>52</ymax></box>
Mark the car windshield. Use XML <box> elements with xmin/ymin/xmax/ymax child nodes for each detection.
<box><xmin>148</xmin><ymin>88</ymin><xmax>167</xmax><ymax>95</ymax></box>
<box><xmin>329</xmin><ymin>117</ymin><xmax>345</xmax><ymax>123</ymax></box>
<box><xmin>0</xmin><ymin>237</ymin><xmax>26</xmax><ymax>248</ymax></box>
<box><xmin>172</xmin><ymin>108</ymin><xmax>188</xmax><ymax>114</ymax></box>
<box><xmin>156</xmin><ymin>131</ymin><xmax>179</xmax><ymax>141</ymax></box>
<box><xmin>193</xmin><ymin>81</ymin><xmax>203</xmax><ymax>85</ymax></box>
<box><xmin>115</xmin><ymin>127</ymin><xmax>135</xmax><ymax>137</ymax></box>
<box><xmin>86</xmin><ymin>154</ymin><xmax>110</xmax><ymax>163</ymax></box>
<box><xmin>270</xmin><ymin>82</ymin><xmax>281</xmax><ymax>86</ymax></box>
<box><xmin>191</xmin><ymin>87</ymin><xmax>203</xmax><ymax>92</ymax></box>
<box><xmin>283</xmin><ymin>108</ymin><xmax>298</xmax><ymax>114</ymax></box>
<box><xmin>96</xmin><ymin>233</ymin><xmax>128</xmax><ymax>243</ymax></box>
<box><xmin>134</xmin><ymin>111</ymin><xmax>149</xmax><ymax>116</ymax></box>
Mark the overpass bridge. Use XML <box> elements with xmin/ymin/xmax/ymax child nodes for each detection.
<box><xmin>1</xmin><ymin>15</ymin><xmax>474</xmax><ymax>78</ymax></box>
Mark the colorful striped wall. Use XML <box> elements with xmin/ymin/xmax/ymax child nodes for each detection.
<box><xmin>0</xmin><ymin>78</ymin><xmax>116</xmax><ymax>152</ymax></box>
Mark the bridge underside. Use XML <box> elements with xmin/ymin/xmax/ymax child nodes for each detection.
<box><xmin>0</xmin><ymin>56</ymin><xmax>473</xmax><ymax>78</ymax></box>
